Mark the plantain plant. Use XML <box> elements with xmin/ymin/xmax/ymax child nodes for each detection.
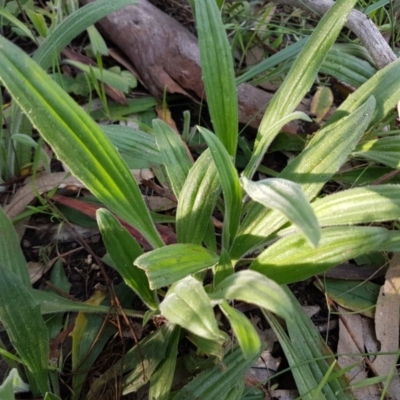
<box><xmin>1</xmin><ymin>0</ymin><xmax>400</xmax><ymax>398</ymax></box>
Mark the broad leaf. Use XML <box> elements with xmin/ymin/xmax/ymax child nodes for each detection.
<box><xmin>0</xmin><ymin>36</ymin><xmax>163</xmax><ymax>248</ymax></box>
<box><xmin>160</xmin><ymin>276</ymin><xmax>227</xmax><ymax>343</ymax></box>
<box><xmin>196</xmin><ymin>0</ymin><xmax>238</xmax><ymax>156</ymax></box>
<box><xmin>251</xmin><ymin>226</ymin><xmax>388</xmax><ymax>284</ymax></box>
<box><xmin>176</xmin><ymin>150</ymin><xmax>219</xmax><ymax>245</ymax></box>
<box><xmin>135</xmin><ymin>244</ymin><xmax>219</xmax><ymax>289</ymax></box>
<box><xmin>220</xmin><ymin>300</ymin><xmax>261</xmax><ymax>359</ymax></box>
<box><xmin>199</xmin><ymin>127</ymin><xmax>242</xmax><ymax>250</ymax></box>
<box><xmin>353</xmin><ymin>136</ymin><xmax>400</xmax><ymax>168</ymax></box>
<box><xmin>313</xmin><ymin>185</ymin><xmax>400</xmax><ymax>226</ymax></box>
<box><xmin>209</xmin><ymin>270</ymin><xmax>293</xmax><ymax>321</ymax></box>
<box><xmin>241</xmin><ymin>177</ymin><xmax>320</xmax><ymax>247</ymax></box>
<box><xmin>97</xmin><ymin>209</ymin><xmax>157</xmax><ymax>309</ymax></box>
<box><xmin>231</xmin><ymin>96</ymin><xmax>376</xmax><ymax>262</ymax></box>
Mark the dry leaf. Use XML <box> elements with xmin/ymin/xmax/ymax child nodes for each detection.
<box><xmin>372</xmin><ymin>253</ymin><xmax>400</xmax><ymax>399</ymax></box>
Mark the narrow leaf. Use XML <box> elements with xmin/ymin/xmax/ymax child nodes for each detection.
<box><xmin>172</xmin><ymin>346</ymin><xmax>262</xmax><ymax>400</ymax></box>
<box><xmin>0</xmin><ymin>207</ymin><xmax>30</xmax><ymax>287</ymax></box>
<box><xmin>97</xmin><ymin>209</ymin><xmax>157</xmax><ymax>309</ymax></box>
<box><xmin>244</xmin><ymin>0</ymin><xmax>358</xmax><ymax>178</ymax></box>
<box><xmin>34</xmin><ymin>0</ymin><xmax>137</xmax><ymax>70</ymax></box>
<box><xmin>251</xmin><ymin>226</ymin><xmax>388</xmax><ymax>284</ymax></box>
<box><xmin>160</xmin><ymin>276</ymin><xmax>227</xmax><ymax>342</ymax></box>
<box><xmin>266</xmin><ymin>286</ymin><xmax>355</xmax><ymax>399</ymax></box>
<box><xmin>210</xmin><ymin>270</ymin><xmax>293</xmax><ymax>321</ymax></box>
<box><xmin>0</xmin><ymin>266</ymin><xmax>49</xmax><ymax>395</ymax></box>
<box><xmin>241</xmin><ymin>177</ymin><xmax>320</xmax><ymax>247</ymax></box>
<box><xmin>196</xmin><ymin>0</ymin><xmax>238</xmax><ymax>155</ymax></box>
<box><xmin>220</xmin><ymin>300</ymin><xmax>261</xmax><ymax>360</ymax></box>
<box><xmin>0</xmin><ymin>36</ymin><xmax>163</xmax><ymax>248</ymax></box>
<box><xmin>176</xmin><ymin>149</ymin><xmax>219</xmax><ymax>245</ymax></box>
<box><xmin>153</xmin><ymin>119</ymin><xmax>193</xmax><ymax>198</ymax></box>
<box><xmin>149</xmin><ymin>325</ymin><xmax>181</xmax><ymax>400</ymax></box>
<box><xmin>135</xmin><ymin>244</ymin><xmax>219</xmax><ymax>290</ymax></box>
<box><xmin>199</xmin><ymin>127</ymin><xmax>242</xmax><ymax>250</ymax></box>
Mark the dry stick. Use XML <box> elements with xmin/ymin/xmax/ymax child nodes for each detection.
<box><xmin>278</xmin><ymin>0</ymin><xmax>397</xmax><ymax>69</ymax></box>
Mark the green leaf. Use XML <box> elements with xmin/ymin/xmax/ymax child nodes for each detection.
<box><xmin>153</xmin><ymin>119</ymin><xmax>193</xmax><ymax>198</ymax></box>
<box><xmin>159</xmin><ymin>276</ymin><xmax>227</xmax><ymax>342</ymax></box>
<box><xmin>97</xmin><ymin>209</ymin><xmax>157</xmax><ymax>309</ymax></box>
<box><xmin>70</xmin><ymin>292</ymin><xmax>115</xmax><ymax>399</ymax></box>
<box><xmin>313</xmin><ymin>185</ymin><xmax>400</xmax><ymax>226</ymax></box>
<box><xmin>244</xmin><ymin>0</ymin><xmax>358</xmax><ymax>178</ymax></box>
<box><xmin>196</xmin><ymin>0</ymin><xmax>238</xmax><ymax>155</ymax></box>
<box><xmin>63</xmin><ymin>60</ymin><xmax>136</xmax><ymax>93</ymax></box>
<box><xmin>199</xmin><ymin>127</ymin><xmax>242</xmax><ymax>250</ymax></box>
<box><xmin>149</xmin><ymin>325</ymin><xmax>181</xmax><ymax>400</ymax></box>
<box><xmin>0</xmin><ymin>369</ymin><xmax>29</xmax><ymax>399</ymax></box>
<box><xmin>251</xmin><ymin>226</ymin><xmax>388</xmax><ymax>284</ymax></box>
<box><xmin>231</xmin><ymin>96</ymin><xmax>376</xmax><ymax>262</ymax></box>
<box><xmin>0</xmin><ymin>7</ymin><xmax>36</xmax><ymax>41</ymax></box>
<box><xmin>243</xmin><ymin>111</ymin><xmax>311</xmax><ymax>178</ymax></box>
<box><xmin>0</xmin><ymin>36</ymin><xmax>163</xmax><ymax>248</ymax></box>
<box><xmin>172</xmin><ymin>345</ymin><xmax>263</xmax><ymax>400</ymax></box>
<box><xmin>353</xmin><ymin>136</ymin><xmax>400</xmax><ymax>168</ymax></box>
<box><xmin>101</xmin><ymin>124</ymin><xmax>162</xmax><ymax>165</ymax></box>
<box><xmin>33</xmin><ymin>0</ymin><xmax>137</xmax><ymax>70</ymax></box>
<box><xmin>88</xmin><ymin>323</ymin><xmax>173</xmax><ymax>397</ymax></box>
<box><xmin>241</xmin><ymin>177</ymin><xmax>320</xmax><ymax>248</ymax></box>
<box><xmin>0</xmin><ymin>266</ymin><xmax>49</xmax><ymax>395</ymax></box>
<box><xmin>135</xmin><ymin>244</ymin><xmax>219</xmax><ymax>290</ymax></box>
<box><xmin>209</xmin><ymin>270</ymin><xmax>293</xmax><ymax>321</ymax></box>
<box><xmin>213</xmin><ymin>248</ymin><xmax>234</xmax><ymax>287</ymax></box>
<box><xmin>326</xmin><ymin>58</ymin><xmax>400</xmax><ymax>129</ymax></box>
<box><xmin>265</xmin><ymin>286</ymin><xmax>355</xmax><ymax>400</ymax></box>
<box><xmin>31</xmin><ymin>289</ymin><xmax>141</xmax><ymax>318</ymax></box>
<box><xmin>318</xmin><ymin>279</ymin><xmax>379</xmax><ymax>318</ymax></box>
<box><xmin>0</xmin><ymin>207</ymin><xmax>30</xmax><ymax>287</ymax></box>
<box><xmin>220</xmin><ymin>301</ymin><xmax>261</xmax><ymax>360</ymax></box>
<box><xmin>176</xmin><ymin>149</ymin><xmax>219</xmax><ymax>245</ymax></box>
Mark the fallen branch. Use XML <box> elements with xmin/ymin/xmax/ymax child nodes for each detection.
<box><xmin>79</xmin><ymin>0</ymin><xmax>396</xmax><ymax>131</ymax></box>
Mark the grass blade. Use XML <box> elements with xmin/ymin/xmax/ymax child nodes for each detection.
<box><xmin>34</xmin><ymin>0</ymin><xmax>137</xmax><ymax>70</ymax></box>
